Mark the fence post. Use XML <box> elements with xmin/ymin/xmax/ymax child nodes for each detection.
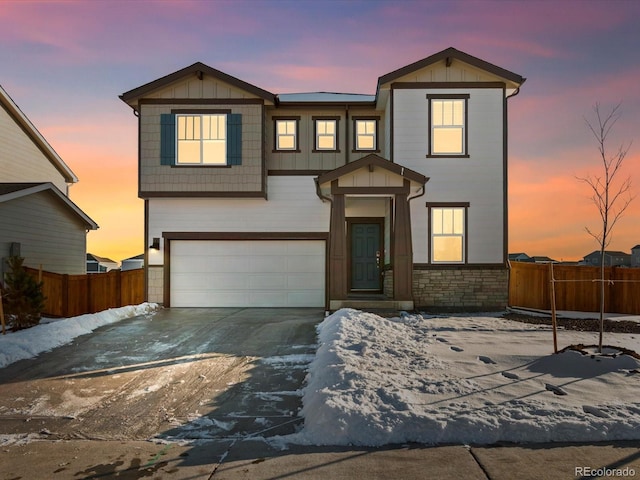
<box><xmin>549</xmin><ymin>262</ymin><xmax>558</xmax><ymax>354</ymax></box>
<box><xmin>116</xmin><ymin>269</ymin><xmax>122</xmax><ymax>308</ymax></box>
<box><xmin>62</xmin><ymin>274</ymin><xmax>69</xmax><ymax>317</ymax></box>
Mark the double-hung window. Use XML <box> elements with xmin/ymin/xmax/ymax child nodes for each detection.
<box><xmin>274</xmin><ymin>118</ymin><xmax>299</xmax><ymax>151</ymax></box>
<box><xmin>428</xmin><ymin>94</ymin><xmax>469</xmax><ymax>157</ymax></box>
<box><xmin>313</xmin><ymin>117</ymin><xmax>339</xmax><ymax>152</ymax></box>
<box><xmin>177</xmin><ymin>114</ymin><xmax>226</xmax><ymax>165</ymax></box>
<box><xmin>429</xmin><ymin>204</ymin><xmax>468</xmax><ymax>263</ymax></box>
<box><xmin>354</xmin><ymin>118</ymin><xmax>378</xmax><ymax>151</ymax></box>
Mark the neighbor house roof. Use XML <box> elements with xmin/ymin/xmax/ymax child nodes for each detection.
<box><xmin>86</xmin><ymin>253</ymin><xmax>117</xmax><ymax>263</ymax></box>
<box><xmin>119</xmin><ymin>62</ymin><xmax>277</xmax><ymax>106</ymax></box>
<box><xmin>0</xmin><ymin>182</ymin><xmax>98</xmax><ymax>230</ymax></box>
<box><xmin>0</xmin><ymin>85</ymin><xmax>78</xmax><ymax>184</ymax></box>
<box><xmin>632</xmin><ymin>245</ymin><xmax>640</xmax><ymax>250</ymax></box>
<box><xmin>584</xmin><ymin>250</ymin><xmax>631</xmax><ymax>258</ymax></box>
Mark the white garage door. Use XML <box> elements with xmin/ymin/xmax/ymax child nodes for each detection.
<box><xmin>170</xmin><ymin>240</ymin><xmax>325</xmax><ymax>307</ymax></box>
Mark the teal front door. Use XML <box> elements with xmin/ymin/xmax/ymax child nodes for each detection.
<box><xmin>351</xmin><ymin>223</ymin><xmax>382</xmax><ymax>290</ymax></box>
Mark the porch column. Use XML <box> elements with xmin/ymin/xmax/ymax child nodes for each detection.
<box><xmin>329</xmin><ymin>192</ymin><xmax>347</xmax><ymax>300</ymax></box>
<box><xmin>393</xmin><ymin>192</ymin><xmax>413</xmax><ymax>301</ymax></box>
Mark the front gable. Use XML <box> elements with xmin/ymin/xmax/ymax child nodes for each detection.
<box><xmin>316</xmin><ymin>154</ymin><xmax>427</xmax><ymax>196</ymax></box>
<box><xmin>120</xmin><ymin>62</ymin><xmax>276</xmax><ymax>107</ymax></box>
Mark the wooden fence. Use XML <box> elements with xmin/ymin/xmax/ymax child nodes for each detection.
<box><xmin>509</xmin><ymin>261</ymin><xmax>640</xmax><ymax>314</ymax></box>
<box><xmin>24</xmin><ymin>267</ymin><xmax>145</xmax><ymax>317</ymax></box>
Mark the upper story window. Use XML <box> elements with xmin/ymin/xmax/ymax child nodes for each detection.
<box><xmin>354</xmin><ymin>118</ymin><xmax>378</xmax><ymax>151</ymax></box>
<box><xmin>427</xmin><ymin>94</ymin><xmax>469</xmax><ymax>157</ymax></box>
<box><xmin>160</xmin><ymin>111</ymin><xmax>242</xmax><ymax>166</ymax></box>
<box><xmin>274</xmin><ymin>118</ymin><xmax>299</xmax><ymax>151</ymax></box>
<box><xmin>177</xmin><ymin>114</ymin><xmax>226</xmax><ymax>165</ymax></box>
<box><xmin>313</xmin><ymin>117</ymin><xmax>339</xmax><ymax>152</ymax></box>
<box><xmin>429</xmin><ymin>204</ymin><xmax>468</xmax><ymax>263</ymax></box>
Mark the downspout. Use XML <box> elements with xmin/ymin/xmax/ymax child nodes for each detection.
<box><xmin>314</xmin><ymin>177</ymin><xmax>333</xmax><ymax>314</ymax></box>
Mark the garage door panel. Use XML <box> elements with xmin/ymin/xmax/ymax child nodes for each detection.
<box><xmin>249</xmin><ymin>274</ymin><xmax>286</xmax><ymax>289</ymax></box>
<box><xmin>171</xmin><ymin>240</ymin><xmax>325</xmax><ymax>307</ymax></box>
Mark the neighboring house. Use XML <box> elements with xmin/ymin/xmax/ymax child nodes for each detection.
<box><xmin>583</xmin><ymin>250</ymin><xmax>632</xmax><ymax>267</ymax></box>
<box><xmin>632</xmin><ymin>245</ymin><xmax>640</xmax><ymax>267</ymax></box>
<box><xmin>0</xmin><ymin>85</ymin><xmax>98</xmax><ymax>276</ymax></box>
<box><xmin>121</xmin><ymin>253</ymin><xmax>144</xmax><ymax>271</ymax></box>
<box><xmin>531</xmin><ymin>256</ymin><xmax>558</xmax><ymax>264</ymax></box>
<box><xmin>120</xmin><ymin>47</ymin><xmax>525</xmax><ymax>310</ymax></box>
<box><xmin>86</xmin><ymin>253</ymin><xmax>118</xmax><ymax>273</ymax></box>
<box><xmin>508</xmin><ymin>253</ymin><xmax>533</xmax><ymax>263</ymax></box>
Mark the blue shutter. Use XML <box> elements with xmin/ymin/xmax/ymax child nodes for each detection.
<box><xmin>160</xmin><ymin>114</ymin><xmax>176</xmax><ymax>165</ymax></box>
<box><xmin>227</xmin><ymin>113</ymin><xmax>242</xmax><ymax>166</ymax></box>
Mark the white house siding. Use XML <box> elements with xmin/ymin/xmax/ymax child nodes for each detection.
<box><xmin>0</xmin><ymin>191</ymin><xmax>87</xmax><ymax>274</ymax></box>
<box><xmin>147</xmin><ymin>176</ymin><xmax>330</xmax><ymax>265</ymax></box>
<box><xmin>0</xmin><ymin>105</ymin><xmax>69</xmax><ymax>193</ymax></box>
<box><xmin>393</xmin><ymin>88</ymin><xmax>505</xmax><ymax>264</ymax></box>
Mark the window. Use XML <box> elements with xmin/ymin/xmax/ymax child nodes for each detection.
<box><xmin>176</xmin><ymin>114</ymin><xmax>226</xmax><ymax>165</ymax></box>
<box><xmin>428</xmin><ymin>95</ymin><xmax>469</xmax><ymax>156</ymax></box>
<box><xmin>313</xmin><ymin>117</ymin><xmax>339</xmax><ymax>152</ymax></box>
<box><xmin>275</xmin><ymin>118</ymin><xmax>298</xmax><ymax>151</ymax></box>
<box><xmin>429</xmin><ymin>205</ymin><xmax>467</xmax><ymax>263</ymax></box>
<box><xmin>354</xmin><ymin>118</ymin><xmax>377</xmax><ymax>151</ymax></box>
<box><xmin>159</xmin><ymin>112</ymin><xmax>242</xmax><ymax>166</ymax></box>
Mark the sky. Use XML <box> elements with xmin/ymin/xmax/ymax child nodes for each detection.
<box><xmin>1</xmin><ymin>0</ymin><xmax>638</xmax><ymax>263</ymax></box>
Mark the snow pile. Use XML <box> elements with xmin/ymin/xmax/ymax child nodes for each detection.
<box><xmin>286</xmin><ymin>309</ymin><xmax>640</xmax><ymax>446</ymax></box>
<box><xmin>0</xmin><ymin>303</ymin><xmax>159</xmax><ymax>369</ymax></box>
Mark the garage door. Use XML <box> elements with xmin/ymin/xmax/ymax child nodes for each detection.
<box><xmin>170</xmin><ymin>240</ymin><xmax>325</xmax><ymax>307</ymax></box>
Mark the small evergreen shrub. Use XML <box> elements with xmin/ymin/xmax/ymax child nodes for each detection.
<box><xmin>1</xmin><ymin>256</ymin><xmax>45</xmax><ymax>331</ymax></box>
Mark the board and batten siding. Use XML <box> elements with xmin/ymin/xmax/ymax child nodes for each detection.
<box><xmin>139</xmin><ymin>103</ymin><xmax>263</xmax><ymax>194</ymax></box>
<box><xmin>393</xmin><ymin>88</ymin><xmax>505</xmax><ymax>264</ymax></box>
<box><xmin>0</xmin><ymin>104</ymin><xmax>69</xmax><ymax>193</ymax></box>
<box><xmin>0</xmin><ymin>191</ymin><xmax>87</xmax><ymax>274</ymax></box>
<box><xmin>147</xmin><ymin>176</ymin><xmax>330</xmax><ymax>265</ymax></box>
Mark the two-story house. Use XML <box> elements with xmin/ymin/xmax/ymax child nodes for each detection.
<box><xmin>120</xmin><ymin>47</ymin><xmax>525</xmax><ymax>311</ymax></box>
<box><xmin>0</xmin><ymin>84</ymin><xmax>98</xmax><ymax>276</ymax></box>
<box><xmin>583</xmin><ymin>250</ymin><xmax>632</xmax><ymax>267</ymax></box>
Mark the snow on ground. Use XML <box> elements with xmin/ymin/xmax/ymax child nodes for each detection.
<box><xmin>282</xmin><ymin>309</ymin><xmax>640</xmax><ymax>447</ymax></box>
<box><xmin>0</xmin><ymin>303</ymin><xmax>159</xmax><ymax>369</ymax></box>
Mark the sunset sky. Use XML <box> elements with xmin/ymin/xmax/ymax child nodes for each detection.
<box><xmin>1</xmin><ymin>0</ymin><xmax>638</xmax><ymax>264</ymax></box>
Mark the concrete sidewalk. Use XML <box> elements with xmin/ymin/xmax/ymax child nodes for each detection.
<box><xmin>1</xmin><ymin>438</ymin><xmax>639</xmax><ymax>480</ymax></box>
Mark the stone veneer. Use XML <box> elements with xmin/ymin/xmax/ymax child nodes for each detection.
<box><xmin>147</xmin><ymin>266</ymin><xmax>164</xmax><ymax>304</ymax></box>
<box><xmin>385</xmin><ymin>266</ymin><xmax>508</xmax><ymax>311</ymax></box>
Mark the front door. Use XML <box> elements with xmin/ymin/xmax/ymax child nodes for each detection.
<box><xmin>350</xmin><ymin>222</ymin><xmax>382</xmax><ymax>291</ymax></box>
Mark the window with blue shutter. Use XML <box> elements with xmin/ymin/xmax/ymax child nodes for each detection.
<box><xmin>160</xmin><ymin>112</ymin><xmax>241</xmax><ymax>166</ymax></box>
<box><xmin>227</xmin><ymin>113</ymin><xmax>242</xmax><ymax>166</ymax></box>
<box><xmin>160</xmin><ymin>114</ymin><xmax>176</xmax><ymax>165</ymax></box>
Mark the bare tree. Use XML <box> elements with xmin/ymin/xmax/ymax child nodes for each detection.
<box><xmin>577</xmin><ymin>103</ymin><xmax>634</xmax><ymax>352</ymax></box>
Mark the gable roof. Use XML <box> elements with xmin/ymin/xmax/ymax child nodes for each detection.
<box><xmin>0</xmin><ymin>85</ymin><xmax>78</xmax><ymax>184</ymax></box>
<box><xmin>584</xmin><ymin>250</ymin><xmax>631</xmax><ymax>258</ymax></box>
<box><xmin>377</xmin><ymin>47</ymin><xmax>526</xmax><ymax>89</ymax></box>
<box><xmin>316</xmin><ymin>153</ymin><xmax>428</xmax><ymax>186</ymax></box>
<box><xmin>632</xmin><ymin>245</ymin><xmax>640</xmax><ymax>250</ymax></box>
<box><xmin>0</xmin><ymin>182</ymin><xmax>98</xmax><ymax>230</ymax></box>
<box><xmin>87</xmin><ymin>253</ymin><xmax>117</xmax><ymax>263</ymax></box>
<box><xmin>119</xmin><ymin>62</ymin><xmax>277</xmax><ymax>106</ymax></box>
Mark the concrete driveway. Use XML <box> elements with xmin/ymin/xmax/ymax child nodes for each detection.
<box><xmin>0</xmin><ymin>308</ymin><xmax>323</xmax><ymax>442</ymax></box>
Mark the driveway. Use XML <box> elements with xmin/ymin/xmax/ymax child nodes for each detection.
<box><xmin>0</xmin><ymin>308</ymin><xmax>323</xmax><ymax>442</ymax></box>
